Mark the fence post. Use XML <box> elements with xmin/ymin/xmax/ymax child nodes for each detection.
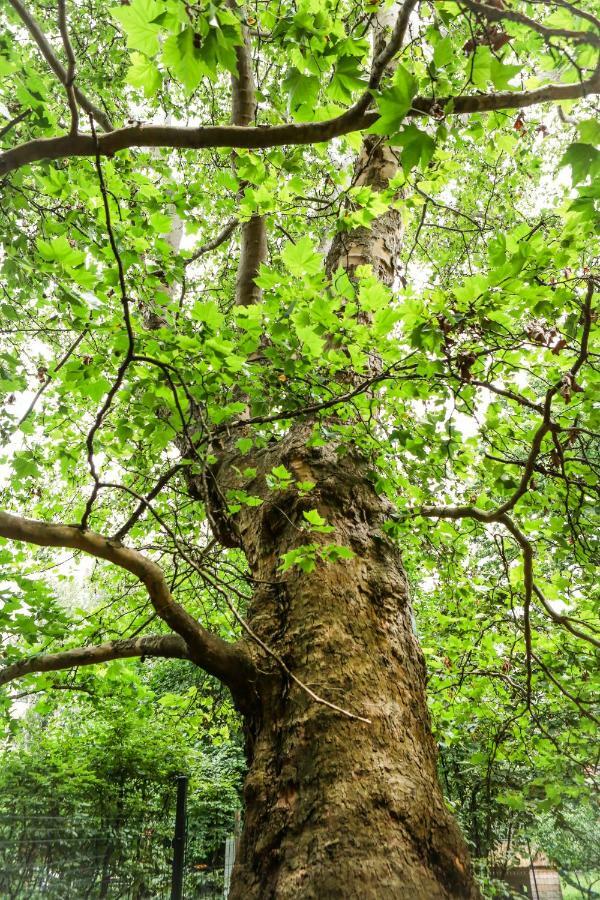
<box><xmin>170</xmin><ymin>775</ymin><xmax>188</xmax><ymax>900</ymax></box>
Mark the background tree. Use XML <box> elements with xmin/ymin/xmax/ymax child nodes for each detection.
<box><xmin>0</xmin><ymin>0</ymin><xmax>598</xmax><ymax>896</ymax></box>
<box><xmin>0</xmin><ymin>658</ymin><xmax>244</xmax><ymax>898</ymax></box>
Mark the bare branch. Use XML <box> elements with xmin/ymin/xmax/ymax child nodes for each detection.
<box><xmin>112</xmin><ymin>463</ymin><xmax>186</xmax><ymax>541</ymax></box>
<box><xmin>469</xmin><ymin>379</ymin><xmax>544</xmax><ymax>414</ymax></box>
<box><xmin>530</xmin><ymin>650</ymin><xmax>599</xmax><ymax>724</ymax></box>
<box><xmin>81</xmin><ymin>120</ymin><xmax>135</xmax><ymax>528</ymax></box>
<box><xmin>422</xmin><ymin>279</ymin><xmax>596</xmax><ymax>525</ymax></box>
<box><xmin>214</xmin><ymin>358</ymin><xmax>419</xmax><ymax>432</ymax></box>
<box><xmin>182</xmin><ymin>543</ymin><xmax>372</xmax><ymax>724</ymax></box>
<box><xmin>368</xmin><ymin>0</ymin><xmax>419</xmax><ymax>92</ymax></box>
<box><xmin>0</xmin><ymin>510</ymin><xmax>255</xmax><ymax>700</ymax></box>
<box><xmin>7</xmin><ymin>0</ymin><xmax>112</xmax><ymax>131</ymax></box>
<box><xmin>492</xmin><ymin>278</ymin><xmax>594</xmax><ymax>517</ymax></box>
<box><xmin>539</xmin><ymin>0</ymin><xmax>600</xmax><ymax>33</ymax></box>
<box><xmin>533</xmin><ymin>584</ymin><xmax>600</xmax><ymax>649</ymax></box>
<box><xmin>0</xmin><ymin>634</ymin><xmax>189</xmax><ymax>689</ymax></box>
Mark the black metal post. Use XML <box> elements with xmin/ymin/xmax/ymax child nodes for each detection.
<box><xmin>170</xmin><ymin>775</ymin><xmax>188</xmax><ymax>900</ymax></box>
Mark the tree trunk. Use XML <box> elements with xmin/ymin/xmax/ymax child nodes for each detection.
<box><xmin>204</xmin><ymin>19</ymin><xmax>479</xmax><ymax>888</ymax></box>
<box><xmin>209</xmin><ymin>425</ymin><xmax>480</xmax><ymax>899</ymax></box>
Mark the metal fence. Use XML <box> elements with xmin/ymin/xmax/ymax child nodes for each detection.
<box><xmin>0</xmin><ymin>777</ymin><xmax>235</xmax><ymax>899</ymax></box>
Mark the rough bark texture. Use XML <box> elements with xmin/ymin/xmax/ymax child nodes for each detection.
<box><xmin>326</xmin><ymin>138</ymin><xmax>403</xmax><ymax>284</ymax></box>
<box><xmin>204</xmin><ymin>427</ymin><xmax>480</xmax><ymax>899</ymax></box>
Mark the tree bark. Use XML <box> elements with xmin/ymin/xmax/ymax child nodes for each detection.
<box><xmin>207</xmin><ymin>426</ymin><xmax>480</xmax><ymax>899</ymax></box>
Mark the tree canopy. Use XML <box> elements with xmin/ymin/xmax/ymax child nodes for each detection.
<box><xmin>0</xmin><ymin>0</ymin><xmax>598</xmax><ymax>895</ymax></box>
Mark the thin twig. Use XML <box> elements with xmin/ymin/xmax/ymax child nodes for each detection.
<box><xmin>17</xmin><ymin>327</ymin><xmax>88</xmax><ymax>427</ymax></box>
<box><xmin>185</xmin><ymin>218</ymin><xmax>238</xmax><ymax>265</ymax></box>
<box><xmin>0</xmin><ymin>108</ymin><xmax>31</xmax><ymax>140</ymax></box>
<box><xmin>81</xmin><ymin>117</ymin><xmax>135</xmax><ymax>528</ymax></box>
<box><xmin>7</xmin><ymin>0</ymin><xmax>112</xmax><ymax>131</ymax></box>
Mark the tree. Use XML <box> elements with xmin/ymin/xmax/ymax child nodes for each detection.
<box><xmin>0</xmin><ymin>658</ymin><xmax>245</xmax><ymax>898</ymax></box>
<box><xmin>0</xmin><ymin>0</ymin><xmax>598</xmax><ymax>896</ymax></box>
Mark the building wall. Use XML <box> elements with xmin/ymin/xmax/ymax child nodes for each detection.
<box><xmin>503</xmin><ymin>865</ymin><xmax>563</xmax><ymax>899</ymax></box>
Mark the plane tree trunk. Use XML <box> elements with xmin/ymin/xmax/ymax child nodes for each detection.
<box><xmin>194</xmin><ymin>11</ymin><xmax>480</xmax><ymax>896</ymax></box>
<box><xmin>204</xmin><ymin>426</ymin><xmax>480</xmax><ymax>899</ymax></box>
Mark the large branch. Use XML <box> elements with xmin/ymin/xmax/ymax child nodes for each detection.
<box><xmin>368</xmin><ymin>0</ymin><xmax>419</xmax><ymax>92</ymax></box>
<box><xmin>230</xmin><ymin>0</ymin><xmax>267</xmax><ymax>307</ymax></box>
<box><xmin>0</xmin><ymin>510</ymin><xmax>255</xmax><ymax>700</ymax></box>
<box><xmin>0</xmin><ymin>634</ymin><xmax>189</xmax><ymax>688</ymax></box>
<box><xmin>2</xmin><ymin>71</ymin><xmax>599</xmax><ymax>176</ymax></box>
<box><xmin>7</xmin><ymin>0</ymin><xmax>113</xmax><ymax>132</ymax></box>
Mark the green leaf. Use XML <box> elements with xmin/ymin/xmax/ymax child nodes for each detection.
<box><xmin>296</xmin><ymin>480</ymin><xmax>316</xmax><ymax>495</ymax></box>
<box><xmin>433</xmin><ymin>36</ymin><xmax>453</xmax><ymax>69</ymax></box>
<box><xmin>303</xmin><ymin>509</ymin><xmax>335</xmax><ymax>533</ymax></box>
<box><xmin>162</xmin><ymin>28</ymin><xmax>204</xmax><ymax>92</ymax></box>
<box><xmin>296</xmin><ymin>325</ymin><xmax>324</xmax><ymax>357</ymax></box>
<box><xmin>578</xmin><ymin>118</ymin><xmax>600</xmax><ymax>145</ymax></box>
<box><xmin>267</xmin><ymin>465</ymin><xmax>294</xmax><ymax>490</ymax></box>
<box><xmin>281</xmin><ymin>237</ymin><xmax>322</xmax><ymax>277</ymax></box>
<box><xmin>271</xmin><ymin>465</ymin><xmax>291</xmax><ymax>480</ymax></box>
<box><xmin>498</xmin><ymin>792</ymin><xmax>526</xmax><ymax>811</ymax></box>
<box><xmin>126</xmin><ymin>52</ymin><xmax>162</xmax><ymax>97</ymax></box>
<box><xmin>490</xmin><ymin>58</ymin><xmax>521</xmax><ymax>91</ymax></box>
<box><xmin>328</xmin><ymin>56</ymin><xmax>366</xmax><ymax>104</ymax></box>
<box><xmin>469</xmin><ymin>46</ymin><xmax>492</xmax><ymax>90</ymax></box>
<box><xmin>236</xmin><ymin>437</ymin><xmax>254</xmax><ymax>454</ymax></box>
<box><xmin>390</xmin><ymin>125</ymin><xmax>436</xmax><ymax>173</ymax></box>
<box><xmin>37</xmin><ymin>236</ymin><xmax>85</xmax><ymax>267</ymax></box>
<box><xmin>320</xmin><ymin>543</ymin><xmax>355</xmax><ymax>563</ymax></box>
<box><xmin>369</xmin><ymin>65</ymin><xmax>417</xmax><ymax>135</ymax></box>
<box><xmin>279</xmin><ymin>544</ymin><xmax>318</xmax><ymax>573</ymax></box>
<box><xmin>191</xmin><ymin>300</ymin><xmax>224</xmax><ymax>330</ymax></box>
<box><xmin>111</xmin><ymin>0</ymin><xmax>162</xmax><ymax>55</ymax></box>
<box><xmin>149</xmin><ymin>211</ymin><xmax>173</xmax><ymax>233</ymax></box>
<box><xmin>283</xmin><ymin>68</ymin><xmax>320</xmax><ymax>113</ymax></box>
<box><xmin>559</xmin><ymin>142</ymin><xmax>600</xmax><ymax>185</ymax></box>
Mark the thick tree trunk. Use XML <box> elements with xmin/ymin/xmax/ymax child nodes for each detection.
<box><xmin>209</xmin><ymin>426</ymin><xmax>480</xmax><ymax>899</ymax></box>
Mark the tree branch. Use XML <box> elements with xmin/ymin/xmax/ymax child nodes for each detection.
<box><xmin>7</xmin><ymin>0</ymin><xmax>113</xmax><ymax>132</ymax></box>
<box><xmin>0</xmin><ymin>108</ymin><xmax>31</xmax><ymax>140</ymax></box>
<box><xmin>229</xmin><ymin>0</ymin><xmax>267</xmax><ymax>308</ymax></box>
<box><xmin>454</xmin><ymin>0</ymin><xmax>600</xmax><ymax>49</ymax></box>
<box><xmin>17</xmin><ymin>326</ymin><xmax>88</xmax><ymax>427</ymax></box>
<box><xmin>185</xmin><ymin>218</ymin><xmax>238</xmax><ymax>265</ymax></box>
<box><xmin>0</xmin><ymin>634</ymin><xmax>189</xmax><ymax>688</ymax></box>
<box><xmin>2</xmin><ymin>71</ymin><xmax>599</xmax><ymax>176</ymax></box>
<box><xmin>80</xmin><ymin>122</ymin><xmax>135</xmax><ymax>528</ymax></box>
<box><xmin>0</xmin><ymin>510</ymin><xmax>256</xmax><ymax>701</ymax></box>
<box><xmin>532</xmin><ymin>583</ymin><xmax>600</xmax><ymax>649</ymax></box>
<box><xmin>368</xmin><ymin>0</ymin><xmax>419</xmax><ymax>92</ymax></box>
<box><xmin>112</xmin><ymin>463</ymin><xmax>186</xmax><ymax>540</ymax></box>
<box><xmin>57</xmin><ymin>0</ymin><xmax>78</xmax><ymax>134</ymax></box>
<box><xmin>423</xmin><ymin>279</ymin><xmax>595</xmax><ymax>525</ymax></box>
